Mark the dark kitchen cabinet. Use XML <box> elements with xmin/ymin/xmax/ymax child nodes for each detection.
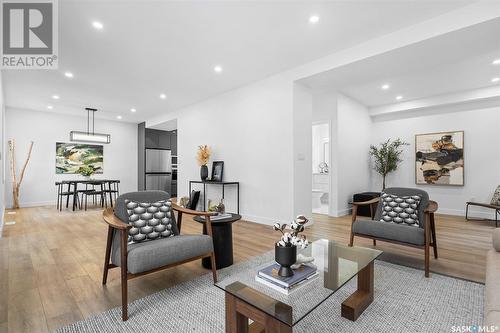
<box><xmin>171</xmin><ymin>131</ymin><xmax>177</xmax><ymax>155</ymax></box>
<box><xmin>145</xmin><ymin>129</ymin><xmax>159</xmax><ymax>148</ymax></box>
<box><xmin>158</xmin><ymin>131</ymin><xmax>171</xmax><ymax>149</ymax></box>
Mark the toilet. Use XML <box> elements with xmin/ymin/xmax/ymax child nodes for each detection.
<box><xmin>312</xmin><ymin>189</ymin><xmax>324</xmax><ymax>209</ymax></box>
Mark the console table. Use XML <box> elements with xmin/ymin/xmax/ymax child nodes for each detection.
<box><xmin>189</xmin><ymin>180</ymin><xmax>240</xmax><ymax>214</ymax></box>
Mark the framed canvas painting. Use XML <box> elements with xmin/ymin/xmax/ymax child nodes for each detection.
<box><xmin>415</xmin><ymin>131</ymin><xmax>464</xmax><ymax>186</ymax></box>
<box><xmin>56</xmin><ymin>142</ymin><xmax>104</xmax><ymax>174</ymax></box>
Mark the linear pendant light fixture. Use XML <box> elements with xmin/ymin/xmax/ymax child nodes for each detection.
<box><xmin>70</xmin><ymin>107</ymin><xmax>111</xmax><ymax>144</ymax></box>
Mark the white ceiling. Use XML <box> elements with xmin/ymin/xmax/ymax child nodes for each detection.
<box><xmin>2</xmin><ymin>0</ymin><xmax>473</xmax><ymax>122</ymax></box>
<box><xmin>301</xmin><ymin>18</ymin><xmax>500</xmax><ymax>107</ymax></box>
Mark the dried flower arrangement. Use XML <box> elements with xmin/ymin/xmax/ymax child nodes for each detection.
<box><xmin>197</xmin><ymin>145</ymin><xmax>211</xmax><ymax>166</ymax></box>
<box><xmin>273</xmin><ymin>215</ymin><xmax>309</xmax><ymax>249</ymax></box>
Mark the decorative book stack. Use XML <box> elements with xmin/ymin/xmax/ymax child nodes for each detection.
<box><xmin>256</xmin><ymin>263</ymin><xmax>318</xmax><ymax>295</ymax></box>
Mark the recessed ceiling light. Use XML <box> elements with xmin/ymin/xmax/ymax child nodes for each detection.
<box><xmin>64</xmin><ymin>72</ymin><xmax>74</xmax><ymax>78</ymax></box>
<box><xmin>92</xmin><ymin>21</ymin><xmax>103</xmax><ymax>30</ymax></box>
<box><xmin>47</xmin><ymin>105</ymin><xmax>53</xmax><ymax>110</ymax></box>
<box><xmin>396</xmin><ymin>95</ymin><xmax>403</xmax><ymax>100</ymax></box>
<box><xmin>52</xmin><ymin>95</ymin><xmax>60</xmax><ymax>100</ymax></box>
<box><xmin>116</xmin><ymin>115</ymin><xmax>122</xmax><ymax>120</ymax></box>
<box><xmin>214</xmin><ymin>65</ymin><xmax>223</xmax><ymax>73</ymax></box>
<box><xmin>309</xmin><ymin>15</ymin><xmax>319</xmax><ymax>24</ymax></box>
<box><xmin>492</xmin><ymin>59</ymin><xmax>500</xmax><ymax>65</ymax></box>
<box><xmin>130</xmin><ymin>108</ymin><xmax>136</xmax><ymax>113</ymax></box>
<box><xmin>381</xmin><ymin>84</ymin><xmax>390</xmax><ymax>90</ymax></box>
<box><xmin>159</xmin><ymin>93</ymin><xmax>167</xmax><ymax>99</ymax></box>
<box><xmin>492</xmin><ymin>77</ymin><xmax>500</xmax><ymax>83</ymax></box>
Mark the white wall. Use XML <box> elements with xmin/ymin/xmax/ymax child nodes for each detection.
<box><xmin>371</xmin><ymin>106</ymin><xmax>500</xmax><ymax>218</ymax></box>
<box><xmin>336</xmin><ymin>93</ymin><xmax>372</xmax><ymax>216</ymax></box>
<box><xmin>293</xmin><ymin>83</ymin><xmax>313</xmax><ymax>219</ymax></box>
<box><xmin>150</xmin><ymin>75</ymin><xmax>295</xmax><ymax>225</ymax></box>
<box><xmin>0</xmin><ymin>72</ymin><xmax>4</xmax><ymax>224</ymax></box>
<box><xmin>5</xmin><ymin>108</ymin><xmax>138</xmax><ymax>207</ymax></box>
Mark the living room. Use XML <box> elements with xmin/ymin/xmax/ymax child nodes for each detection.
<box><xmin>0</xmin><ymin>1</ymin><xmax>499</xmax><ymax>332</ymax></box>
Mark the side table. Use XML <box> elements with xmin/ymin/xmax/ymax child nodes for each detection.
<box><xmin>193</xmin><ymin>213</ymin><xmax>241</xmax><ymax>269</ymax></box>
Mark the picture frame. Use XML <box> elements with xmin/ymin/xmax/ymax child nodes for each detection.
<box><xmin>415</xmin><ymin>130</ymin><xmax>464</xmax><ymax>186</ymax></box>
<box><xmin>56</xmin><ymin>142</ymin><xmax>104</xmax><ymax>174</ymax></box>
<box><xmin>211</xmin><ymin>161</ymin><xmax>224</xmax><ymax>182</ymax></box>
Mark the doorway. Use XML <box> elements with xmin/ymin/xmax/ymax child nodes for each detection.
<box><xmin>312</xmin><ymin>122</ymin><xmax>329</xmax><ymax>215</ymax></box>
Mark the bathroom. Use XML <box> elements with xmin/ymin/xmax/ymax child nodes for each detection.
<box><xmin>312</xmin><ymin>122</ymin><xmax>329</xmax><ymax>214</ymax></box>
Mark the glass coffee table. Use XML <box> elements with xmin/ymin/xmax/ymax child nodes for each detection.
<box><xmin>216</xmin><ymin>239</ymin><xmax>382</xmax><ymax>332</ymax></box>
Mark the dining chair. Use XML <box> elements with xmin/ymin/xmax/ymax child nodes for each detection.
<box><xmin>103</xmin><ymin>180</ymin><xmax>120</xmax><ymax>207</ymax></box>
<box><xmin>56</xmin><ymin>181</ymin><xmax>80</xmax><ymax>211</ymax></box>
<box><xmin>80</xmin><ymin>181</ymin><xmax>108</xmax><ymax>210</ymax></box>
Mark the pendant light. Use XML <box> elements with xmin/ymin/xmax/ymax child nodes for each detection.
<box><xmin>70</xmin><ymin>107</ymin><xmax>111</xmax><ymax>144</ymax></box>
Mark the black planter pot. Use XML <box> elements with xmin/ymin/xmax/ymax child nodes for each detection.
<box><xmin>200</xmin><ymin>165</ymin><xmax>208</xmax><ymax>181</ymax></box>
<box><xmin>275</xmin><ymin>244</ymin><xmax>297</xmax><ymax>277</ymax></box>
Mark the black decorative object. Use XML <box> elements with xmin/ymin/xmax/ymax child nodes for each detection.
<box><xmin>275</xmin><ymin>244</ymin><xmax>296</xmax><ymax>277</ymax></box>
<box><xmin>211</xmin><ymin>161</ymin><xmax>224</xmax><ymax>182</ymax></box>
<box><xmin>200</xmin><ymin>165</ymin><xmax>208</xmax><ymax>181</ymax></box>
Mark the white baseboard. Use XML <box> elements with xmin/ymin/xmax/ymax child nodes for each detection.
<box><xmin>240</xmin><ymin>213</ymin><xmax>288</xmax><ymax>226</ymax></box>
<box><xmin>16</xmin><ymin>201</ymin><xmax>55</xmax><ymax>208</ymax></box>
<box><xmin>323</xmin><ymin>206</ymin><xmax>496</xmax><ymax>220</ymax></box>
<box><xmin>0</xmin><ymin>205</ymin><xmax>4</xmax><ymax>237</ymax></box>
<box><xmin>438</xmin><ymin>207</ymin><xmax>497</xmax><ymax>220</ymax></box>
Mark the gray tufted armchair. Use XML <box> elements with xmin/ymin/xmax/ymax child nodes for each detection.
<box><xmin>101</xmin><ymin>191</ymin><xmax>217</xmax><ymax>321</ymax></box>
<box><xmin>349</xmin><ymin>187</ymin><xmax>438</xmax><ymax>277</ymax></box>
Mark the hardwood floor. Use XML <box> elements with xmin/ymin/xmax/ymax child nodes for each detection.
<box><xmin>0</xmin><ymin>205</ymin><xmax>495</xmax><ymax>332</ymax></box>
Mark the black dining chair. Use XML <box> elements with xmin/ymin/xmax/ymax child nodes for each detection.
<box><xmin>103</xmin><ymin>180</ymin><xmax>120</xmax><ymax>207</ymax></box>
<box><xmin>56</xmin><ymin>181</ymin><xmax>80</xmax><ymax>211</ymax></box>
<box><xmin>80</xmin><ymin>181</ymin><xmax>108</xmax><ymax>210</ymax></box>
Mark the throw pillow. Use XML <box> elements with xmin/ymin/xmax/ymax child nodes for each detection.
<box><xmin>490</xmin><ymin>185</ymin><xmax>500</xmax><ymax>206</ymax></box>
<box><xmin>125</xmin><ymin>200</ymin><xmax>175</xmax><ymax>243</ymax></box>
<box><xmin>379</xmin><ymin>193</ymin><xmax>421</xmax><ymax>227</ymax></box>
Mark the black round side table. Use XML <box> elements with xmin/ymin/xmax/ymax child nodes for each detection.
<box><xmin>193</xmin><ymin>213</ymin><xmax>241</xmax><ymax>269</ymax></box>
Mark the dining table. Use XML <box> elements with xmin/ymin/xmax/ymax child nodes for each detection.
<box><xmin>59</xmin><ymin>179</ymin><xmax>120</xmax><ymax>211</ymax></box>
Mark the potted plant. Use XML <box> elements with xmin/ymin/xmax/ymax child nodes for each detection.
<box><xmin>273</xmin><ymin>215</ymin><xmax>309</xmax><ymax>277</ymax></box>
<box><xmin>197</xmin><ymin>145</ymin><xmax>210</xmax><ymax>181</ymax></box>
<box><xmin>369</xmin><ymin>138</ymin><xmax>409</xmax><ymax>190</ymax></box>
<box><xmin>78</xmin><ymin>165</ymin><xmax>95</xmax><ymax>179</ymax></box>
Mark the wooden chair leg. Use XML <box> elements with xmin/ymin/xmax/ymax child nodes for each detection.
<box><xmin>430</xmin><ymin>213</ymin><xmax>438</xmax><ymax>259</ymax></box>
<box><xmin>424</xmin><ymin>212</ymin><xmax>430</xmax><ymax>278</ymax></box>
<box><xmin>177</xmin><ymin>211</ymin><xmax>183</xmax><ymax>233</ymax></box>
<box><xmin>349</xmin><ymin>205</ymin><xmax>357</xmax><ymax>247</ymax></box>
<box><xmin>102</xmin><ymin>226</ymin><xmax>113</xmax><ymax>285</ymax></box>
<box><xmin>210</xmin><ymin>252</ymin><xmax>218</xmax><ymax>283</ymax></box>
<box><xmin>120</xmin><ymin>230</ymin><xmax>129</xmax><ymax>321</ymax></box>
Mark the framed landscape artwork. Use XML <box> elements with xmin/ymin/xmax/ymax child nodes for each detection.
<box><xmin>56</xmin><ymin>142</ymin><xmax>104</xmax><ymax>174</ymax></box>
<box><xmin>415</xmin><ymin>131</ymin><xmax>464</xmax><ymax>186</ymax></box>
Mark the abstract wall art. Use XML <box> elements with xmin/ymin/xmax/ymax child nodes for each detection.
<box><xmin>415</xmin><ymin>131</ymin><xmax>464</xmax><ymax>186</ymax></box>
<box><xmin>56</xmin><ymin>142</ymin><xmax>103</xmax><ymax>174</ymax></box>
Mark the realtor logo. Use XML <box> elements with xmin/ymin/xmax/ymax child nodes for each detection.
<box><xmin>1</xmin><ymin>0</ymin><xmax>58</xmax><ymax>68</ymax></box>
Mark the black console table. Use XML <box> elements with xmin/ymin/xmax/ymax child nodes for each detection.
<box><xmin>189</xmin><ymin>180</ymin><xmax>240</xmax><ymax>214</ymax></box>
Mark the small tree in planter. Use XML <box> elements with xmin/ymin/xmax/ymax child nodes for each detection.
<box><xmin>369</xmin><ymin>138</ymin><xmax>409</xmax><ymax>190</ymax></box>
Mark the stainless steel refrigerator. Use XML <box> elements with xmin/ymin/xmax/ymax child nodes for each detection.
<box><xmin>145</xmin><ymin>149</ymin><xmax>172</xmax><ymax>192</ymax></box>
